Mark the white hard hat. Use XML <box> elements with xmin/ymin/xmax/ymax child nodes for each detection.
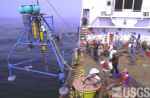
<box><xmin>89</xmin><ymin>68</ymin><xmax>100</xmax><ymax>75</ymax></box>
<box><xmin>41</xmin><ymin>25</ymin><xmax>46</xmax><ymax>32</ymax></box>
<box><xmin>111</xmin><ymin>50</ymin><xmax>117</xmax><ymax>54</ymax></box>
<box><xmin>109</xmin><ymin>49</ymin><xmax>117</xmax><ymax>59</ymax></box>
<box><xmin>100</xmin><ymin>60</ymin><xmax>105</xmax><ymax>64</ymax></box>
<box><xmin>59</xmin><ymin>86</ymin><xmax>69</xmax><ymax>96</ymax></box>
<box><xmin>128</xmin><ymin>43</ymin><xmax>132</xmax><ymax>48</ymax></box>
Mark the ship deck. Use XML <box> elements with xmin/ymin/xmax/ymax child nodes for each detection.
<box><xmin>70</xmin><ymin>48</ymin><xmax>150</xmax><ymax>97</ymax></box>
<box><xmin>71</xmin><ymin>48</ymin><xmax>150</xmax><ymax>88</ymax></box>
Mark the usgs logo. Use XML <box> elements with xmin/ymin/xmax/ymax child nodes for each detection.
<box><xmin>112</xmin><ymin>87</ymin><xmax>150</xmax><ymax>98</ymax></box>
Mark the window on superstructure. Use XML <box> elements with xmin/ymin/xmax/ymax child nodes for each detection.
<box><xmin>134</xmin><ymin>0</ymin><xmax>143</xmax><ymax>11</ymax></box>
<box><xmin>83</xmin><ymin>9</ymin><xmax>90</xmax><ymax>17</ymax></box>
<box><xmin>115</xmin><ymin>0</ymin><xmax>123</xmax><ymax>11</ymax></box>
<box><xmin>115</xmin><ymin>0</ymin><xmax>143</xmax><ymax>12</ymax></box>
<box><xmin>124</xmin><ymin>0</ymin><xmax>133</xmax><ymax>9</ymax></box>
<box><xmin>82</xmin><ymin>9</ymin><xmax>90</xmax><ymax>26</ymax></box>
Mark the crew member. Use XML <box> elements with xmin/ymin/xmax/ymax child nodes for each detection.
<box><xmin>121</xmin><ymin>68</ymin><xmax>130</xmax><ymax>86</ymax></box>
<box><xmin>111</xmin><ymin>53</ymin><xmax>119</xmax><ymax>75</ymax></box>
<box><xmin>83</xmin><ymin>68</ymin><xmax>101</xmax><ymax>86</ymax></box>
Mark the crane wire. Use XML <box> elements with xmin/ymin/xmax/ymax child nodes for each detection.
<box><xmin>44</xmin><ymin>0</ymin><xmax>73</xmax><ymax>32</ymax></box>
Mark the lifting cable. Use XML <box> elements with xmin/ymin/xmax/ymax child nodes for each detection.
<box><xmin>44</xmin><ymin>0</ymin><xmax>73</xmax><ymax>31</ymax></box>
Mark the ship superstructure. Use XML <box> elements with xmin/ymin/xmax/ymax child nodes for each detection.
<box><xmin>80</xmin><ymin>0</ymin><xmax>150</xmax><ymax>43</ymax></box>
